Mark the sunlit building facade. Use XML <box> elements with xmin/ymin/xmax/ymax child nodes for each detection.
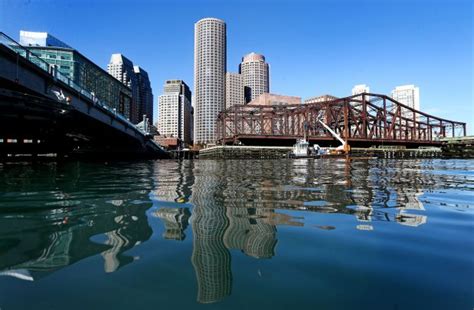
<box><xmin>107</xmin><ymin>54</ymin><xmax>141</xmax><ymax>123</ymax></box>
<box><xmin>17</xmin><ymin>31</ymin><xmax>132</xmax><ymax>119</ymax></box>
<box><xmin>391</xmin><ymin>84</ymin><xmax>420</xmax><ymax>119</ymax></box>
<box><xmin>225</xmin><ymin>72</ymin><xmax>244</xmax><ymax>108</ymax></box>
<box><xmin>194</xmin><ymin>18</ymin><xmax>227</xmax><ymax>145</ymax></box>
<box><xmin>239</xmin><ymin>52</ymin><xmax>269</xmax><ymax>103</ymax></box>
<box><xmin>158</xmin><ymin>80</ymin><xmax>193</xmax><ymax>145</ymax></box>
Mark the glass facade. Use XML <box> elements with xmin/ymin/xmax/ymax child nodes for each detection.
<box><xmin>15</xmin><ymin>46</ymin><xmax>132</xmax><ymax>120</ymax></box>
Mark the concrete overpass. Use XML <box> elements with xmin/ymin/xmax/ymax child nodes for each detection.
<box><xmin>0</xmin><ymin>32</ymin><xmax>169</xmax><ymax>159</ymax></box>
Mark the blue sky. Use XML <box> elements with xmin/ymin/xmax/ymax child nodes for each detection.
<box><xmin>1</xmin><ymin>0</ymin><xmax>472</xmax><ymax>131</ymax></box>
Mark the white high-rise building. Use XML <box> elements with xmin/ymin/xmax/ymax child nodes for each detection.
<box><xmin>352</xmin><ymin>84</ymin><xmax>370</xmax><ymax>96</ymax></box>
<box><xmin>391</xmin><ymin>85</ymin><xmax>420</xmax><ymax>119</ymax></box>
<box><xmin>107</xmin><ymin>54</ymin><xmax>140</xmax><ymax>123</ymax></box>
<box><xmin>194</xmin><ymin>18</ymin><xmax>226</xmax><ymax>145</ymax></box>
<box><xmin>239</xmin><ymin>52</ymin><xmax>269</xmax><ymax>103</ymax></box>
<box><xmin>225</xmin><ymin>72</ymin><xmax>244</xmax><ymax>108</ymax></box>
<box><xmin>158</xmin><ymin>80</ymin><xmax>193</xmax><ymax>145</ymax></box>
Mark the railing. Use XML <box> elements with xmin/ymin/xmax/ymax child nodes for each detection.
<box><xmin>0</xmin><ymin>32</ymin><xmax>153</xmax><ymax>138</ymax></box>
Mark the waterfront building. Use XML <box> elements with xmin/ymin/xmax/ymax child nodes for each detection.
<box><xmin>133</xmin><ymin>66</ymin><xmax>154</xmax><ymax>124</ymax></box>
<box><xmin>249</xmin><ymin>93</ymin><xmax>301</xmax><ymax>106</ymax></box>
<box><xmin>19</xmin><ymin>30</ymin><xmax>70</xmax><ymax>48</ymax></box>
<box><xmin>194</xmin><ymin>17</ymin><xmax>227</xmax><ymax>145</ymax></box>
<box><xmin>158</xmin><ymin>80</ymin><xmax>193</xmax><ymax>145</ymax></box>
<box><xmin>239</xmin><ymin>52</ymin><xmax>270</xmax><ymax>103</ymax></box>
<box><xmin>391</xmin><ymin>84</ymin><xmax>420</xmax><ymax>119</ymax></box>
<box><xmin>107</xmin><ymin>54</ymin><xmax>141</xmax><ymax>123</ymax></box>
<box><xmin>17</xmin><ymin>31</ymin><xmax>132</xmax><ymax>119</ymax></box>
<box><xmin>304</xmin><ymin>94</ymin><xmax>338</xmax><ymax>104</ymax></box>
<box><xmin>225</xmin><ymin>72</ymin><xmax>244</xmax><ymax>108</ymax></box>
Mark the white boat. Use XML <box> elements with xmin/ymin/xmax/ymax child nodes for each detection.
<box><xmin>291</xmin><ymin>139</ymin><xmax>310</xmax><ymax>157</ymax></box>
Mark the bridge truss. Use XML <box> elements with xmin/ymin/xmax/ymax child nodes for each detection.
<box><xmin>216</xmin><ymin>93</ymin><xmax>466</xmax><ymax>146</ymax></box>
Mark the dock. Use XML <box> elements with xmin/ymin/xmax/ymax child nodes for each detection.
<box><xmin>198</xmin><ymin>145</ymin><xmax>450</xmax><ymax>159</ymax></box>
<box><xmin>199</xmin><ymin>145</ymin><xmax>291</xmax><ymax>159</ymax></box>
<box><xmin>441</xmin><ymin>136</ymin><xmax>474</xmax><ymax>158</ymax></box>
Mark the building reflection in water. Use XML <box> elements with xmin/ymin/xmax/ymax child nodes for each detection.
<box><xmin>0</xmin><ymin>158</ymin><xmax>438</xmax><ymax>302</ymax></box>
<box><xmin>153</xmin><ymin>208</ymin><xmax>191</xmax><ymax>241</ymax></box>
<box><xmin>0</xmin><ymin>162</ymin><xmax>155</xmax><ymax>280</ymax></box>
<box><xmin>150</xmin><ymin>158</ymin><xmax>436</xmax><ymax>303</ymax></box>
<box><xmin>348</xmin><ymin>159</ymin><xmax>428</xmax><ymax>230</ymax></box>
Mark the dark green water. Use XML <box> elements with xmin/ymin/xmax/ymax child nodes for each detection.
<box><xmin>0</xmin><ymin>159</ymin><xmax>472</xmax><ymax>309</ymax></box>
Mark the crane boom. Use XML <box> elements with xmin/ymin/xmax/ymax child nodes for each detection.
<box><xmin>317</xmin><ymin>119</ymin><xmax>346</xmax><ymax>146</ymax></box>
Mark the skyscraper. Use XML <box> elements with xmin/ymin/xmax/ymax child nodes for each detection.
<box><xmin>108</xmin><ymin>54</ymin><xmax>140</xmax><ymax>123</ymax></box>
<box><xmin>158</xmin><ymin>80</ymin><xmax>193</xmax><ymax>145</ymax></box>
<box><xmin>194</xmin><ymin>18</ymin><xmax>227</xmax><ymax>145</ymax></box>
<box><xmin>391</xmin><ymin>85</ymin><xmax>420</xmax><ymax>119</ymax></box>
<box><xmin>239</xmin><ymin>52</ymin><xmax>269</xmax><ymax>103</ymax></box>
<box><xmin>225</xmin><ymin>72</ymin><xmax>244</xmax><ymax>108</ymax></box>
<box><xmin>134</xmin><ymin>66</ymin><xmax>154</xmax><ymax>124</ymax></box>
<box><xmin>391</xmin><ymin>85</ymin><xmax>420</xmax><ymax>110</ymax></box>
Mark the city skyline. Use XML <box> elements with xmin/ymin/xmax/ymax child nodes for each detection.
<box><xmin>1</xmin><ymin>0</ymin><xmax>472</xmax><ymax>133</ymax></box>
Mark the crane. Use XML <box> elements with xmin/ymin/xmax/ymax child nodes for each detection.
<box><xmin>317</xmin><ymin>119</ymin><xmax>350</xmax><ymax>153</ymax></box>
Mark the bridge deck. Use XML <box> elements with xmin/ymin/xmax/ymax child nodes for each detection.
<box><xmin>0</xmin><ymin>32</ymin><xmax>169</xmax><ymax>159</ymax></box>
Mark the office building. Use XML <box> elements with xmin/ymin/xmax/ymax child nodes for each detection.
<box><xmin>391</xmin><ymin>85</ymin><xmax>420</xmax><ymax>110</ymax></box>
<box><xmin>225</xmin><ymin>72</ymin><xmax>244</xmax><ymax>108</ymax></box>
<box><xmin>134</xmin><ymin>66</ymin><xmax>154</xmax><ymax>124</ymax></box>
<box><xmin>20</xmin><ymin>30</ymin><xmax>71</xmax><ymax>48</ymax></box>
<box><xmin>17</xmin><ymin>31</ymin><xmax>132</xmax><ymax>119</ymax></box>
<box><xmin>108</xmin><ymin>54</ymin><xmax>140</xmax><ymax>123</ymax></box>
<box><xmin>239</xmin><ymin>52</ymin><xmax>269</xmax><ymax>103</ymax></box>
<box><xmin>194</xmin><ymin>18</ymin><xmax>227</xmax><ymax>145</ymax></box>
<box><xmin>158</xmin><ymin>80</ymin><xmax>193</xmax><ymax>145</ymax></box>
<box><xmin>391</xmin><ymin>85</ymin><xmax>420</xmax><ymax>119</ymax></box>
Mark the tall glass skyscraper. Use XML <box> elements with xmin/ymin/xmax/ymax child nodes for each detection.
<box><xmin>134</xmin><ymin>66</ymin><xmax>154</xmax><ymax>124</ymax></box>
<box><xmin>194</xmin><ymin>18</ymin><xmax>226</xmax><ymax>145</ymax></box>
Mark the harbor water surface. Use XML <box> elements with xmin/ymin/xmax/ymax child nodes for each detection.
<box><xmin>0</xmin><ymin>159</ymin><xmax>473</xmax><ymax>309</ymax></box>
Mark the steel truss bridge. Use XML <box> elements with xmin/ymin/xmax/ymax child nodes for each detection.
<box><xmin>217</xmin><ymin>94</ymin><xmax>466</xmax><ymax>147</ymax></box>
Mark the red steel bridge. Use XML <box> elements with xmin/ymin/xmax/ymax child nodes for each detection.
<box><xmin>216</xmin><ymin>94</ymin><xmax>467</xmax><ymax>147</ymax></box>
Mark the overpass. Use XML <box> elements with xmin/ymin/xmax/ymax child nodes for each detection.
<box><xmin>0</xmin><ymin>32</ymin><xmax>169</xmax><ymax>159</ymax></box>
<box><xmin>217</xmin><ymin>92</ymin><xmax>467</xmax><ymax>147</ymax></box>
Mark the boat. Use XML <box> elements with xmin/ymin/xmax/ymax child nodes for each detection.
<box><xmin>289</xmin><ymin>119</ymin><xmax>351</xmax><ymax>158</ymax></box>
<box><xmin>290</xmin><ymin>139</ymin><xmax>311</xmax><ymax>158</ymax></box>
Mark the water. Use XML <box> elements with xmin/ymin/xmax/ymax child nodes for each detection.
<box><xmin>0</xmin><ymin>159</ymin><xmax>472</xmax><ymax>309</ymax></box>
